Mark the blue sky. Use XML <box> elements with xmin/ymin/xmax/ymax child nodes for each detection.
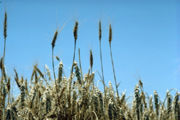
<box><xmin>0</xmin><ymin>0</ymin><xmax>180</xmax><ymax>99</ymax></box>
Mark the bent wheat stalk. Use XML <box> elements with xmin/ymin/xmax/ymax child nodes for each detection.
<box><xmin>51</xmin><ymin>30</ymin><xmax>58</xmax><ymax>81</ymax></box>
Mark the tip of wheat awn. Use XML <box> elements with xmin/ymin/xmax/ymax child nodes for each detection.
<box><xmin>73</xmin><ymin>21</ymin><xmax>78</xmax><ymax>41</ymax></box>
<box><xmin>51</xmin><ymin>30</ymin><xmax>58</xmax><ymax>49</ymax></box>
<box><xmin>109</xmin><ymin>24</ymin><xmax>112</xmax><ymax>45</ymax></box>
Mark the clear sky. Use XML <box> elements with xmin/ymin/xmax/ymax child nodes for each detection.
<box><xmin>0</xmin><ymin>0</ymin><xmax>180</xmax><ymax>99</ymax></box>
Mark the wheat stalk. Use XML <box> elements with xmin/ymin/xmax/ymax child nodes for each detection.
<box><xmin>78</xmin><ymin>48</ymin><xmax>83</xmax><ymax>82</ymax></box>
<box><xmin>108</xmin><ymin>24</ymin><xmax>119</xmax><ymax>98</ymax></box>
<box><xmin>70</xmin><ymin>21</ymin><xmax>78</xmax><ymax>75</ymax></box>
<box><xmin>51</xmin><ymin>30</ymin><xmax>58</xmax><ymax>81</ymax></box>
<box><xmin>98</xmin><ymin>21</ymin><xmax>106</xmax><ymax>97</ymax></box>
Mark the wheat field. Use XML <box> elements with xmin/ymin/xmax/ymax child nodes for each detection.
<box><xmin>0</xmin><ymin>12</ymin><xmax>179</xmax><ymax>120</ymax></box>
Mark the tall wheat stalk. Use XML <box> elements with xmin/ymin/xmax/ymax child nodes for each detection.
<box><xmin>98</xmin><ymin>21</ymin><xmax>106</xmax><ymax>96</ymax></box>
<box><xmin>70</xmin><ymin>21</ymin><xmax>78</xmax><ymax>75</ymax></box>
<box><xmin>68</xmin><ymin>21</ymin><xmax>78</xmax><ymax>113</ymax></box>
<box><xmin>51</xmin><ymin>30</ymin><xmax>58</xmax><ymax>81</ymax></box>
<box><xmin>108</xmin><ymin>24</ymin><xmax>119</xmax><ymax>98</ymax></box>
<box><xmin>0</xmin><ymin>11</ymin><xmax>8</xmax><ymax>120</ymax></box>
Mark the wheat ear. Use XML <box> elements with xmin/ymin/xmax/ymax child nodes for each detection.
<box><xmin>3</xmin><ymin>11</ymin><xmax>7</xmax><ymax>60</ymax></box>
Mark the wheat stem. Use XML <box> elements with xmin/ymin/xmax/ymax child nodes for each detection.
<box><xmin>109</xmin><ymin>39</ymin><xmax>119</xmax><ymax>98</ymax></box>
<box><xmin>99</xmin><ymin>21</ymin><xmax>106</xmax><ymax>96</ymax></box>
<box><xmin>70</xmin><ymin>21</ymin><xmax>78</xmax><ymax>75</ymax></box>
<box><xmin>51</xmin><ymin>30</ymin><xmax>58</xmax><ymax>81</ymax></box>
<box><xmin>78</xmin><ymin>48</ymin><xmax>83</xmax><ymax>82</ymax></box>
